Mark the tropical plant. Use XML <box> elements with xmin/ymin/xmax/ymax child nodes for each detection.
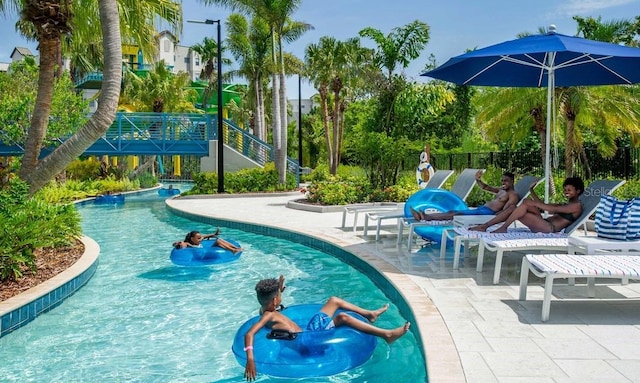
<box><xmin>305</xmin><ymin>36</ymin><xmax>373</xmax><ymax>174</ymax></box>
<box><xmin>1</xmin><ymin>0</ymin><xmax>182</xmax><ymax>194</ymax></box>
<box><xmin>121</xmin><ymin>61</ymin><xmax>199</xmax><ymax>113</ymax></box>
<box><xmin>225</xmin><ymin>13</ymin><xmax>272</xmax><ymax>141</ymax></box>
<box><xmin>200</xmin><ymin>0</ymin><xmax>311</xmax><ymax>184</ymax></box>
<box><xmin>191</xmin><ymin>36</ymin><xmax>233</xmax><ymax>111</ymax></box>
<box><xmin>0</xmin><ymin>57</ymin><xmax>88</xmax><ymax>146</ymax></box>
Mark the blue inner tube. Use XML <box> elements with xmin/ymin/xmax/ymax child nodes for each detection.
<box><xmin>94</xmin><ymin>194</ymin><xmax>125</xmax><ymax>204</ymax></box>
<box><xmin>404</xmin><ymin>188</ymin><xmax>468</xmax><ymax>243</ymax></box>
<box><xmin>170</xmin><ymin>238</ymin><xmax>242</xmax><ymax>266</ymax></box>
<box><xmin>232</xmin><ymin>304</ymin><xmax>377</xmax><ymax>378</ymax></box>
<box><xmin>158</xmin><ymin>188</ymin><xmax>180</xmax><ymax>196</ymax></box>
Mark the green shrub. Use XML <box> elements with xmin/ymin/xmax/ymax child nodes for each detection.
<box><xmin>0</xmin><ymin>178</ymin><xmax>81</xmax><ymax>281</ymax></box>
<box><xmin>185</xmin><ymin>163</ymin><xmax>297</xmax><ymax>195</ymax></box>
<box><xmin>613</xmin><ymin>179</ymin><xmax>640</xmax><ymax>200</ymax></box>
<box><xmin>66</xmin><ymin>158</ymin><xmax>101</xmax><ymax>181</ymax></box>
<box><xmin>136</xmin><ymin>172</ymin><xmax>158</xmax><ymax>189</ymax></box>
<box><xmin>38</xmin><ymin>177</ymin><xmax>141</xmax><ymax>203</ymax></box>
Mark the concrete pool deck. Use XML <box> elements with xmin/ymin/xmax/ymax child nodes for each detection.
<box><xmin>167</xmin><ymin>193</ymin><xmax>640</xmax><ymax>383</ymax></box>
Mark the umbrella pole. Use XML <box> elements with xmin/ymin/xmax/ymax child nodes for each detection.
<box><xmin>544</xmin><ymin>55</ymin><xmax>555</xmax><ymax>204</ymax></box>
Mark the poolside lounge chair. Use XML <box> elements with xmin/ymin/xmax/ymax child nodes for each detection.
<box><xmin>339</xmin><ymin>171</ymin><xmax>456</xmax><ymax>234</ymax></box>
<box><xmin>363</xmin><ymin>169</ymin><xmax>477</xmax><ymax>241</ymax></box>
<box><xmin>440</xmin><ymin>175</ymin><xmax>544</xmax><ymax>264</ymax></box>
<box><xmin>475</xmin><ymin>179</ymin><xmax>626</xmax><ymax>284</ymax></box>
<box><xmin>401</xmin><ymin>173</ymin><xmax>540</xmax><ymax>250</ymax></box>
<box><xmin>519</xmin><ymin>253</ymin><xmax>640</xmax><ymax>321</ymax></box>
<box><xmin>362</xmin><ymin>170</ymin><xmax>455</xmax><ymax>239</ymax></box>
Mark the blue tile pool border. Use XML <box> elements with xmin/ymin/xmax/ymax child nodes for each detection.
<box><xmin>166</xmin><ymin>204</ymin><xmax>426</xmax><ymax>366</ymax></box>
<box><xmin>0</xmin><ymin>236</ymin><xmax>99</xmax><ymax>339</ymax></box>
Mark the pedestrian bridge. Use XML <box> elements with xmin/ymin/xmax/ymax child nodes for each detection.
<box><xmin>0</xmin><ymin>113</ymin><xmax>299</xmax><ymax>174</ymax></box>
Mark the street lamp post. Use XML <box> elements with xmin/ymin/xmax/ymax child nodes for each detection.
<box><xmin>188</xmin><ymin>19</ymin><xmax>224</xmax><ymax>193</ymax></box>
<box><xmin>298</xmin><ymin>74</ymin><xmax>303</xmax><ymax>177</ymax></box>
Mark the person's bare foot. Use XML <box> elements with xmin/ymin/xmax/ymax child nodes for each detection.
<box><xmin>469</xmin><ymin>224</ymin><xmax>487</xmax><ymax>232</ymax></box>
<box><xmin>233</xmin><ymin>248</ymin><xmax>244</xmax><ymax>254</ymax></box>
<box><xmin>491</xmin><ymin>227</ymin><xmax>507</xmax><ymax>233</ymax></box>
<box><xmin>385</xmin><ymin>322</ymin><xmax>411</xmax><ymax>344</ymax></box>
<box><xmin>366</xmin><ymin>303</ymin><xmax>389</xmax><ymax>323</ymax></box>
<box><xmin>409</xmin><ymin>206</ymin><xmax>422</xmax><ymax>221</ymax></box>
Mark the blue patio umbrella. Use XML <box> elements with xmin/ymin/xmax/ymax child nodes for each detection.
<box><xmin>422</xmin><ymin>26</ymin><xmax>640</xmax><ymax>201</ymax></box>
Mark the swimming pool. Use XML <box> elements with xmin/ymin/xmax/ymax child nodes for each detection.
<box><xmin>0</xmin><ymin>189</ymin><xmax>426</xmax><ymax>382</ymax></box>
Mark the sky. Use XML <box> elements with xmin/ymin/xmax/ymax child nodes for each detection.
<box><xmin>1</xmin><ymin>0</ymin><xmax>639</xmax><ymax>98</ymax></box>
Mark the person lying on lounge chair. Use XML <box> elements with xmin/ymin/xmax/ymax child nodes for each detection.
<box><xmin>469</xmin><ymin>177</ymin><xmax>584</xmax><ymax>233</ymax></box>
<box><xmin>410</xmin><ymin>170</ymin><xmax>519</xmax><ymax>221</ymax></box>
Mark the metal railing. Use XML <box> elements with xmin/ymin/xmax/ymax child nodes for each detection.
<box><xmin>0</xmin><ymin>112</ymin><xmax>301</xmax><ymax>178</ymax></box>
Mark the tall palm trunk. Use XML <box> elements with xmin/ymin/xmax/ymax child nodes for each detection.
<box><xmin>531</xmin><ymin>107</ymin><xmax>555</xmax><ymax>196</ymax></box>
<box><xmin>20</xmin><ymin>38</ymin><xmax>58</xmax><ymax>180</ymax></box>
<box><xmin>24</xmin><ymin>0</ymin><xmax>122</xmax><ymax>194</ymax></box>
<box><xmin>269</xmin><ymin>32</ymin><xmax>282</xmax><ymax>180</ymax></box>
<box><xmin>330</xmin><ymin>78</ymin><xmax>342</xmax><ymax>174</ymax></box>
<box><xmin>255</xmin><ymin>77</ymin><xmax>266</xmax><ymax>141</ymax></box>
<box><xmin>565</xmin><ymin>113</ymin><xmax>577</xmax><ymax>176</ymax></box>
<box><xmin>277</xmin><ymin>39</ymin><xmax>288</xmax><ymax>184</ymax></box>
<box><xmin>318</xmin><ymin>85</ymin><xmax>333</xmax><ymax>172</ymax></box>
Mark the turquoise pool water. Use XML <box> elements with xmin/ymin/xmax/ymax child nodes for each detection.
<box><xmin>0</xmin><ymin>189</ymin><xmax>426</xmax><ymax>382</ymax></box>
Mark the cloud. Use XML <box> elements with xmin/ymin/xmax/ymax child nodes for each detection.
<box><xmin>556</xmin><ymin>0</ymin><xmax>639</xmax><ymax>16</ymax></box>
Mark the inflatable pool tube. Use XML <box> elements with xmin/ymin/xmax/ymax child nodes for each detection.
<box><xmin>232</xmin><ymin>304</ymin><xmax>377</xmax><ymax>378</ymax></box>
<box><xmin>158</xmin><ymin>188</ymin><xmax>180</xmax><ymax>196</ymax></box>
<box><xmin>416</xmin><ymin>162</ymin><xmax>435</xmax><ymax>188</ymax></box>
<box><xmin>94</xmin><ymin>194</ymin><xmax>125</xmax><ymax>204</ymax></box>
<box><xmin>404</xmin><ymin>188</ymin><xmax>468</xmax><ymax>243</ymax></box>
<box><xmin>170</xmin><ymin>238</ymin><xmax>242</xmax><ymax>266</ymax></box>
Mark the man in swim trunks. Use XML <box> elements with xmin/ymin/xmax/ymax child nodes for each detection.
<box><xmin>242</xmin><ymin>275</ymin><xmax>410</xmax><ymax>381</ymax></box>
<box><xmin>410</xmin><ymin>170</ymin><xmax>520</xmax><ymax>221</ymax></box>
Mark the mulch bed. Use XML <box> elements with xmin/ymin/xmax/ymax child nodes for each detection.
<box><xmin>0</xmin><ymin>241</ymin><xmax>85</xmax><ymax>302</ymax></box>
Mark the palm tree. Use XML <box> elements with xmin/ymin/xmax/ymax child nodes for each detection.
<box><xmin>121</xmin><ymin>61</ymin><xmax>198</xmax><ymax>113</ymax></box>
<box><xmin>199</xmin><ymin>0</ymin><xmax>310</xmax><ymax>184</ymax></box>
<box><xmin>1</xmin><ymin>0</ymin><xmax>182</xmax><ymax>193</ymax></box>
<box><xmin>305</xmin><ymin>36</ymin><xmax>372</xmax><ymax>174</ymax></box>
<box><xmin>225</xmin><ymin>13</ymin><xmax>272</xmax><ymax>141</ymax></box>
<box><xmin>191</xmin><ymin>36</ymin><xmax>233</xmax><ymax>111</ymax></box>
<box><xmin>359</xmin><ymin>20</ymin><xmax>431</xmax><ymax>136</ymax></box>
<box><xmin>18</xmin><ymin>0</ymin><xmax>123</xmax><ymax>194</ymax></box>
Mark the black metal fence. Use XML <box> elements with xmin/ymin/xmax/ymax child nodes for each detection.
<box><xmin>429</xmin><ymin>146</ymin><xmax>640</xmax><ymax>181</ymax></box>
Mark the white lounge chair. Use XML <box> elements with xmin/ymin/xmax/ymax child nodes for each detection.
<box><xmin>394</xmin><ymin>168</ymin><xmax>484</xmax><ymax>247</ymax></box>
<box><xmin>401</xmin><ymin>172</ymin><xmax>539</xmax><ymax>250</ymax></box>
<box><xmin>519</xmin><ymin>253</ymin><xmax>640</xmax><ymax>321</ymax></box>
<box><xmin>475</xmin><ymin>179</ymin><xmax>626</xmax><ymax>284</ymax></box>
<box><xmin>362</xmin><ymin>170</ymin><xmax>455</xmax><ymax>239</ymax></box>
<box><xmin>440</xmin><ymin>175</ymin><xmax>544</xmax><ymax>262</ymax></box>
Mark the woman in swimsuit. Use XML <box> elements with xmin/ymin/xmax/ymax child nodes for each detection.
<box><xmin>471</xmin><ymin>177</ymin><xmax>584</xmax><ymax>234</ymax></box>
<box><xmin>173</xmin><ymin>229</ymin><xmax>243</xmax><ymax>254</ymax></box>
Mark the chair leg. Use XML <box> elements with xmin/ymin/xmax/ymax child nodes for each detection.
<box><xmin>492</xmin><ymin>249</ymin><xmax>505</xmax><ymax>284</ymax></box>
<box><xmin>477</xmin><ymin>242</ymin><xmax>486</xmax><ymax>272</ymax></box>
<box><xmin>341</xmin><ymin>209</ymin><xmax>348</xmax><ymax>229</ymax></box>
<box><xmin>519</xmin><ymin>257</ymin><xmax>530</xmax><ymax>301</ymax></box>
<box><xmin>363</xmin><ymin>214</ymin><xmax>370</xmax><ymax>236</ymax></box>
<box><xmin>542</xmin><ymin>275</ymin><xmax>555</xmax><ymax>322</ymax></box>
<box><xmin>453</xmin><ymin>237</ymin><xmax>463</xmax><ymax>269</ymax></box>
<box><xmin>440</xmin><ymin>229</ymin><xmax>449</xmax><ymax>260</ymax></box>
<box><xmin>396</xmin><ymin>220</ymin><xmax>405</xmax><ymax>247</ymax></box>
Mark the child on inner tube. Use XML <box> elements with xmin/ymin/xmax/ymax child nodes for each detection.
<box><xmin>172</xmin><ymin>229</ymin><xmax>243</xmax><ymax>254</ymax></box>
<box><xmin>242</xmin><ymin>275</ymin><xmax>410</xmax><ymax>381</ymax></box>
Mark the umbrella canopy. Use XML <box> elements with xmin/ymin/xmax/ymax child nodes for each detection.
<box><xmin>422</xmin><ymin>27</ymin><xmax>640</xmax><ymax>201</ymax></box>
